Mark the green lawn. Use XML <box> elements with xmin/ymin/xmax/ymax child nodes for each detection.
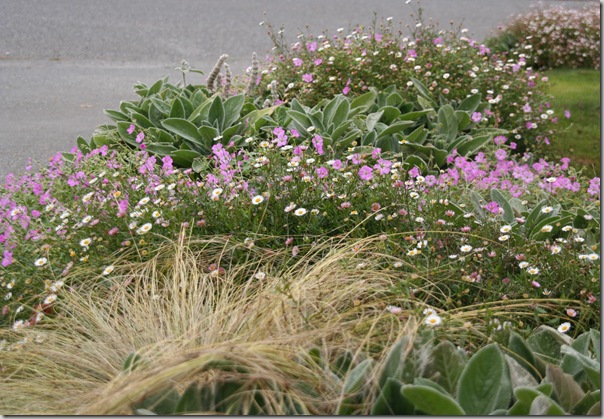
<box><xmin>545</xmin><ymin>68</ymin><xmax>600</xmax><ymax>178</ymax></box>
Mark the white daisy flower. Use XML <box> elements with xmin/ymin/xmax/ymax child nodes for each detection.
<box><xmin>102</xmin><ymin>265</ymin><xmax>115</xmax><ymax>275</ymax></box>
<box><xmin>80</xmin><ymin>238</ymin><xmax>92</xmax><ymax>248</ymax></box>
<box><xmin>500</xmin><ymin>225</ymin><xmax>512</xmax><ymax>233</ymax></box>
<box><xmin>557</xmin><ymin>322</ymin><xmax>571</xmax><ymax>334</ymax></box>
<box><xmin>424</xmin><ymin>313</ymin><xmax>442</xmax><ymax>326</ymax></box>
<box><xmin>43</xmin><ymin>294</ymin><xmax>57</xmax><ymax>305</ymax></box>
<box><xmin>294</xmin><ymin>208</ymin><xmax>307</xmax><ymax>216</ymax></box>
<box><xmin>82</xmin><ymin>192</ymin><xmax>94</xmax><ymax>203</ymax></box>
<box><xmin>540</xmin><ymin>225</ymin><xmax>553</xmax><ymax>233</ymax></box>
<box><xmin>34</xmin><ymin>257</ymin><xmax>48</xmax><ymax>266</ymax></box>
<box><xmin>460</xmin><ymin>245</ymin><xmax>473</xmax><ymax>253</ymax></box>
<box><xmin>136</xmin><ymin>223</ymin><xmax>152</xmax><ymax>235</ymax></box>
<box><xmin>252</xmin><ymin>195</ymin><xmax>265</xmax><ymax>205</ymax></box>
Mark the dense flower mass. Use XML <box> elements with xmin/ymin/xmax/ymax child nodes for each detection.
<box><xmin>260</xmin><ymin>15</ymin><xmax>566</xmax><ymax>154</ymax></box>
<box><xmin>487</xmin><ymin>4</ymin><xmax>600</xmax><ymax>70</ymax></box>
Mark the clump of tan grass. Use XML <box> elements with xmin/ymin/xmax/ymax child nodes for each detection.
<box><xmin>0</xmin><ymin>233</ymin><xmax>415</xmax><ymax>414</ymax></box>
<box><xmin>0</xmin><ymin>231</ymin><xmax>581</xmax><ymax>414</ymax></box>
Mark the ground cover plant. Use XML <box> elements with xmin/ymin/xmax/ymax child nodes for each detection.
<box><xmin>485</xmin><ymin>3</ymin><xmax>600</xmax><ymax>71</ymax></box>
<box><xmin>0</xmin><ymin>3</ymin><xmax>600</xmax><ymax>415</ymax></box>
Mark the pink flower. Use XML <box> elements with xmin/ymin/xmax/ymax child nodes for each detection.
<box><xmin>495</xmin><ymin>149</ymin><xmax>507</xmax><ymax>161</ymax></box>
<box><xmin>302</xmin><ymin>73</ymin><xmax>313</xmax><ymax>83</ymax></box>
<box><xmin>2</xmin><ymin>251</ymin><xmax>13</xmax><ymax>267</ymax></box>
<box><xmin>316</xmin><ymin>166</ymin><xmax>328</xmax><ymax>178</ymax></box>
<box><xmin>306</xmin><ymin>41</ymin><xmax>317</xmax><ymax>52</ymax></box>
<box><xmin>135</xmin><ymin>131</ymin><xmax>145</xmax><ymax>144</ymax></box>
<box><xmin>127</xmin><ymin>124</ymin><xmax>135</xmax><ymax>134</ymax></box>
<box><xmin>564</xmin><ymin>110</ymin><xmax>571</xmax><ymax>119</ymax></box>
<box><xmin>342</xmin><ymin>78</ymin><xmax>352</xmax><ymax>95</ymax></box>
<box><xmin>314</xmin><ymin>58</ymin><xmax>323</xmax><ymax>66</ymax></box>
<box><xmin>332</xmin><ymin>159</ymin><xmax>343</xmax><ymax>170</ymax></box>
<box><xmin>493</xmin><ymin>135</ymin><xmax>507</xmax><ymax>145</ymax></box>
<box><xmin>312</xmin><ymin>134</ymin><xmax>324</xmax><ymax>155</ymax></box>
<box><xmin>522</xmin><ymin>103</ymin><xmax>532</xmax><ymax>113</ymax></box>
<box><xmin>471</xmin><ymin>112</ymin><xmax>482</xmax><ymax>123</ymax></box>
<box><xmin>358</xmin><ymin>165</ymin><xmax>373</xmax><ymax>181</ymax></box>
<box><xmin>108</xmin><ymin>227</ymin><xmax>119</xmax><ymax>236</ymax></box>
<box><xmin>293</xmin><ymin>58</ymin><xmax>303</xmax><ymax>67</ymax></box>
<box><xmin>484</xmin><ymin>201</ymin><xmax>500</xmax><ymax>214</ymax></box>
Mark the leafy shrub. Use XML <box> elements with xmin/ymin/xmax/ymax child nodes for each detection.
<box><xmin>486</xmin><ymin>4</ymin><xmax>601</xmax><ymax>70</ymax></box>
<box><xmin>260</xmin><ymin>13</ymin><xmax>565</xmax><ymax>154</ymax></box>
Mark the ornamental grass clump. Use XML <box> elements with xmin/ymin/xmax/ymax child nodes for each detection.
<box><xmin>1</xmin><ymin>231</ymin><xmax>595</xmax><ymax>414</ymax></box>
<box><xmin>486</xmin><ymin>3</ymin><xmax>601</xmax><ymax>70</ymax></box>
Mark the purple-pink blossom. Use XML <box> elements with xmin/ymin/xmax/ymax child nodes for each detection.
<box><xmin>311</xmin><ymin>134</ymin><xmax>324</xmax><ymax>155</ymax></box>
<box><xmin>293</xmin><ymin>58</ymin><xmax>303</xmax><ymax>67</ymax></box>
<box><xmin>358</xmin><ymin>165</ymin><xmax>374</xmax><ymax>181</ymax></box>
<box><xmin>302</xmin><ymin>73</ymin><xmax>313</xmax><ymax>83</ymax></box>
<box><xmin>2</xmin><ymin>250</ymin><xmax>13</xmax><ymax>267</ymax></box>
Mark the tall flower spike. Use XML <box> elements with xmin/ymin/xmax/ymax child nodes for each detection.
<box><xmin>207</xmin><ymin>54</ymin><xmax>228</xmax><ymax>92</ymax></box>
<box><xmin>245</xmin><ymin>52</ymin><xmax>259</xmax><ymax>95</ymax></box>
<box><xmin>223</xmin><ymin>63</ymin><xmax>232</xmax><ymax>97</ymax></box>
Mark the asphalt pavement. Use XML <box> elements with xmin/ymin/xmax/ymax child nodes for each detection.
<box><xmin>0</xmin><ymin>0</ymin><xmax>595</xmax><ymax>178</ymax></box>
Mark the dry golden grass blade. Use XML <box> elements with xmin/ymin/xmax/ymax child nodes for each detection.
<box><xmin>0</xmin><ymin>234</ymin><xmax>416</xmax><ymax>414</ymax></box>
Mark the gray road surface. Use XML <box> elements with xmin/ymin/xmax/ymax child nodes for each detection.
<box><xmin>0</xmin><ymin>0</ymin><xmax>595</xmax><ymax>178</ymax></box>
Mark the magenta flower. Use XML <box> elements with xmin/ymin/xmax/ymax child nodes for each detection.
<box><xmin>332</xmin><ymin>159</ymin><xmax>343</xmax><ymax>170</ymax></box>
<box><xmin>471</xmin><ymin>112</ymin><xmax>482</xmax><ymax>123</ymax></box>
<box><xmin>2</xmin><ymin>250</ymin><xmax>13</xmax><ymax>267</ymax></box>
<box><xmin>358</xmin><ymin>165</ymin><xmax>373</xmax><ymax>181</ymax></box>
<box><xmin>161</xmin><ymin>155</ymin><xmax>174</xmax><ymax>174</ymax></box>
<box><xmin>302</xmin><ymin>73</ymin><xmax>313</xmax><ymax>83</ymax></box>
<box><xmin>484</xmin><ymin>201</ymin><xmax>500</xmax><ymax>214</ymax></box>
<box><xmin>433</xmin><ymin>36</ymin><xmax>443</xmax><ymax>44</ymax></box>
<box><xmin>312</xmin><ymin>134</ymin><xmax>324</xmax><ymax>155</ymax></box>
<box><xmin>495</xmin><ymin>149</ymin><xmax>507</xmax><ymax>161</ymax></box>
<box><xmin>342</xmin><ymin>78</ymin><xmax>352</xmax><ymax>95</ymax></box>
<box><xmin>127</xmin><ymin>124</ymin><xmax>136</xmax><ymax>134</ymax></box>
<box><xmin>564</xmin><ymin>110</ymin><xmax>571</xmax><ymax>119</ymax></box>
<box><xmin>293</xmin><ymin>58</ymin><xmax>303</xmax><ymax>67</ymax></box>
<box><xmin>306</xmin><ymin>41</ymin><xmax>317</xmax><ymax>52</ymax></box>
<box><xmin>315</xmin><ymin>166</ymin><xmax>328</xmax><ymax>178</ymax></box>
<box><xmin>314</xmin><ymin>58</ymin><xmax>323</xmax><ymax>66</ymax></box>
<box><xmin>493</xmin><ymin>135</ymin><xmax>507</xmax><ymax>145</ymax></box>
